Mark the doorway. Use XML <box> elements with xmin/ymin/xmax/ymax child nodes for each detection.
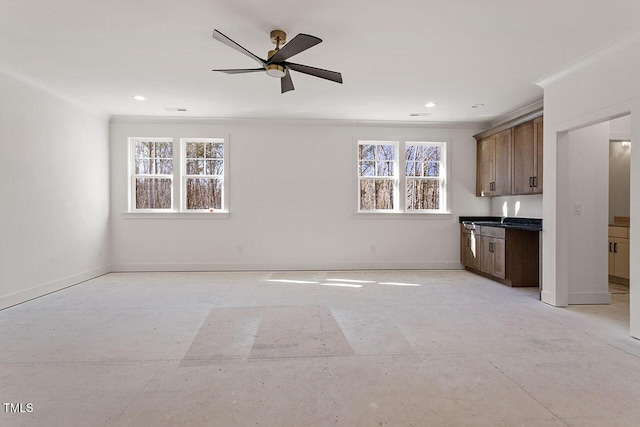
<box><xmin>608</xmin><ymin>115</ymin><xmax>631</xmax><ymax>301</ymax></box>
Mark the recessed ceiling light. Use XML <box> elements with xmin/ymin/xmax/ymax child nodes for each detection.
<box><xmin>165</xmin><ymin>107</ymin><xmax>188</xmax><ymax>112</ymax></box>
<box><xmin>409</xmin><ymin>113</ymin><xmax>431</xmax><ymax>117</ymax></box>
<box><xmin>424</xmin><ymin>102</ymin><xmax>437</xmax><ymax>108</ymax></box>
<box><xmin>472</xmin><ymin>103</ymin><xmax>485</xmax><ymax>109</ymax></box>
<box><xmin>133</xmin><ymin>95</ymin><xmax>146</xmax><ymax>101</ymax></box>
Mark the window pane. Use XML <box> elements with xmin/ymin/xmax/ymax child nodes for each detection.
<box><xmin>406</xmin><ymin>180</ymin><xmax>417</xmax><ymax>210</ymax></box>
<box><xmin>186</xmin><ymin>142</ymin><xmax>201</xmax><ymax>159</ymax></box>
<box><xmin>186</xmin><ymin>178</ymin><xmax>222</xmax><ymax>210</ymax></box>
<box><xmin>405</xmin><ymin>145</ymin><xmax>417</xmax><ymax>161</ymax></box>
<box><xmin>155</xmin><ymin>142</ymin><xmax>173</xmax><ymax>158</ymax></box>
<box><xmin>425</xmin><ymin>145</ymin><xmax>441</xmax><ymax>162</ymax></box>
<box><xmin>359</xmin><ymin>144</ymin><xmax>375</xmax><ymax>161</ymax></box>
<box><xmin>209</xmin><ymin>143</ymin><xmax>224</xmax><ymax>158</ymax></box>
<box><xmin>135</xmin><ymin>159</ymin><xmax>150</xmax><ymax>174</ymax></box>
<box><xmin>186</xmin><ymin>160</ymin><xmax>205</xmax><ymax>175</ymax></box>
<box><xmin>375</xmin><ymin>179</ymin><xmax>394</xmax><ymax>209</ymax></box>
<box><xmin>359</xmin><ymin>179</ymin><xmax>375</xmax><ymax>210</ymax></box>
<box><xmin>206</xmin><ymin>160</ymin><xmax>223</xmax><ymax>175</ymax></box>
<box><xmin>424</xmin><ymin>161</ymin><xmax>440</xmax><ymax>177</ymax></box>
<box><xmin>407</xmin><ymin>178</ymin><xmax>439</xmax><ymax>210</ymax></box>
<box><xmin>135</xmin><ymin>178</ymin><xmax>172</xmax><ymax>209</ymax></box>
<box><xmin>156</xmin><ymin>159</ymin><xmax>173</xmax><ymax>174</ymax></box>
<box><xmin>377</xmin><ymin>161</ymin><xmax>394</xmax><ymax>177</ymax></box>
<box><xmin>359</xmin><ymin>161</ymin><xmax>375</xmax><ymax>177</ymax></box>
<box><xmin>134</xmin><ymin>141</ymin><xmax>152</xmax><ymax>159</ymax></box>
<box><xmin>377</xmin><ymin>145</ymin><xmax>395</xmax><ymax>161</ymax></box>
<box><xmin>406</xmin><ymin>161</ymin><xmax>418</xmax><ymax>177</ymax></box>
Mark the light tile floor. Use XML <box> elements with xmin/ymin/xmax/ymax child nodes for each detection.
<box><xmin>0</xmin><ymin>271</ymin><xmax>639</xmax><ymax>426</ymax></box>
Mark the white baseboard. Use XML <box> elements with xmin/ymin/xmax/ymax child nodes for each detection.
<box><xmin>111</xmin><ymin>261</ymin><xmax>465</xmax><ymax>272</ymax></box>
<box><xmin>0</xmin><ymin>262</ymin><xmax>467</xmax><ymax>310</ymax></box>
<box><xmin>568</xmin><ymin>292</ymin><xmax>612</xmax><ymax>305</ymax></box>
<box><xmin>0</xmin><ymin>266</ymin><xmax>111</xmax><ymax>310</ymax></box>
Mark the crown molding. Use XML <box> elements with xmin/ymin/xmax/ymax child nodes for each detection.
<box><xmin>490</xmin><ymin>99</ymin><xmax>544</xmax><ymax>128</ymax></box>
<box><xmin>0</xmin><ymin>66</ymin><xmax>109</xmax><ymax>121</ymax></box>
<box><xmin>534</xmin><ymin>28</ymin><xmax>640</xmax><ymax>88</ymax></box>
<box><xmin>110</xmin><ymin>115</ymin><xmax>486</xmax><ymax>129</ymax></box>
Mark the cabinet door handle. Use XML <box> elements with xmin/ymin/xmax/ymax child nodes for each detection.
<box><xmin>467</xmin><ymin>238</ymin><xmax>471</xmax><ymax>248</ymax></box>
<box><xmin>609</xmin><ymin>242</ymin><xmax>613</xmax><ymax>252</ymax></box>
<box><xmin>529</xmin><ymin>177</ymin><xmax>533</xmax><ymax>188</ymax></box>
<box><xmin>533</xmin><ymin>176</ymin><xmax>537</xmax><ymax>187</ymax></box>
<box><xmin>614</xmin><ymin>242</ymin><xmax>618</xmax><ymax>253</ymax></box>
<box><xmin>489</xmin><ymin>242</ymin><xmax>493</xmax><ymax>252</ymax></box>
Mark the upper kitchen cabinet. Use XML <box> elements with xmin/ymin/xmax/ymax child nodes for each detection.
<box><xmin>534</xmin><ymin>116</ymin><xmax>543</xmax><ymax>193</ymax></box>
<box><xmin>512</xmin><ymin>117</ymin><xmax>543</xmax><ymax>195</ymax></box>
<box><xmin>474</xmin><ymin>110</ymin><xmax>543</xmax><ymax>197</ymax></box>
<box><xmin>476</xmin><ymin>129</ymin><xmax>512</xmax><ymax>197</ymax></box>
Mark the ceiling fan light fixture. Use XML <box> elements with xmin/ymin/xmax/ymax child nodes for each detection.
<box><xmin>266</xmin><ymin>64</ymin><xmax>286</xmax><ymax>78</ymax></box>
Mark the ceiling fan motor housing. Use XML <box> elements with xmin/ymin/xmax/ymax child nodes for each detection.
<box><xmin>266</xmin><ymin>64</ymin><xmax>286</xmax><ymax>78</ymax></box>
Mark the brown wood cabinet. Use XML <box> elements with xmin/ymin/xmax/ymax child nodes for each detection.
<box><xmin>534</xmin><ymin>116</ymin><xmax>543</xmax><ymax>193</ymax></box>
<box><xmin>476</xmin><ymin>129</ymin><xmax>512</xmax><ymax>197</ymax></box>
<box><xmin>475</xmin><ymin>113</ymin><xmax>543</xmax><ymax>197</ymax></box>
<box><xmin>460</xmin><ymin>224</ymin><xmax>539</xmax><ymax>287</ymax></box>
<box><xmin>479</xmin><ymin>234</ymin><xmax>506</xmax><ymax>279</ymax></box>
<box><xmin>511</xmin><ymin>118</ymin><xmax>543</xmax><ymax>195</ymax></box>
<box><xmin>609</xmin><ymin>226</ymin><xmax>630</xmax><ymax>280</ymax></box>
<box><xmin>461</xmin><ymin>227</ymin><xmax>480</xmax><ymax>270</ymax></box>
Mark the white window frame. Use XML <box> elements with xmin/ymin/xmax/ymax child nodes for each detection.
<box><xmin>181</xmin><ymin>137</ymin><xmax>228</xmax><ymax>212</ymax></box>
<box><xmin>357</xmin><ymin>140</ymin><xmax>400</xmax><ymax>212</ymax></box>
<box><xmin>356</xmin><ymin>139</ymin><xmax>450</xmax><ymax>215</ymax></box>
<box><xmin>129</xmin><ymin>137</ymin><xmax>174</xmax><ymax>212</ymax></box>
<box><xmin>127</xmin><ymin>136</ymin><xmax>229</xmax><ymax>217</ymax></box>
<box><xmin>404</xmin><ymin>141</ymin><xmax>448</xmax><ymax>213</ymax></box>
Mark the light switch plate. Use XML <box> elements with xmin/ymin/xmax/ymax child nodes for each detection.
<box><xmin>574</xmin><ymin>203</ymin><xmax>582</xmax><ymax>215</ymax></box>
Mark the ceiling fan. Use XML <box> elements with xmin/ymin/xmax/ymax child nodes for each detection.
<box><xmin>211</xmin><ymin>29</ymin><xmax>343</xmax><ymax>93</ymax></box>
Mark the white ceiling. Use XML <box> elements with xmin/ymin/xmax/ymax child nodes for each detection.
<box><xmin>2</xmin><ymin>0</ymin><xmax>640</xmax><ymax>123</ymax></box>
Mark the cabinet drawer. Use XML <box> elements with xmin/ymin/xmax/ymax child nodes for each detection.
<box><xmin>609</xmin><ymin>226</ymin><xmax>629</xmax><ymax>239</ymax></box>
<box><xmin>477</xmin><ymin>226</ymin><xmax>505</xmax><ymax>239</ymax></box>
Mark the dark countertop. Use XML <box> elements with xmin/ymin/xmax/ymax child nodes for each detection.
<box><xmin>459</xmin><ymin>216</ymin><xmax>542</xmax><ymax>231</ymax></box>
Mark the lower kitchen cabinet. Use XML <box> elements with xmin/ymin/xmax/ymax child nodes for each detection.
<box><xmin>461</xmin><ymin>227</ymin><xmax>480</xmax><ymax>270</ymax></box>
<box><xmin>480</xmin><ymin>235</ymin><xmax>505</xmax><ymax>279</ymax></box>
<box><xmin>460</xmin><ymin>224</ymin><xmax>539</xmax><ymax>287</ymax></box>
<box><xmin>609</xmin><ymin>226</ymin><xmax>630</xmax><ymax>281</ymax></box>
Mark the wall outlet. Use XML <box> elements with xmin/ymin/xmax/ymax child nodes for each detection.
<box><xmin>574</xmin><ymin>203</ymin><xmax>582</xmax><ymax>215</ymax></box>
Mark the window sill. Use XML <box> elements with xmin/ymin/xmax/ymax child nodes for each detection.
<box><xmin>353</xmin><ymin>211</ymin><xmax>452</xmax><ymax>219</ymax></box>
<box><xmin>122</xmin><ymin>211</ymin><xmax>230</xmax><ymax>220</ymax></box>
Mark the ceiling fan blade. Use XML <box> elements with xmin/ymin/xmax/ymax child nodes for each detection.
<box><xmin>212</xmin><ymin>68</ymin><xmax>264</xmax><ymax>74</ymax></box>
<box><xmin>212</xmin><ymin>30</ymin><xmax>266</xmax><ymax>67</ymax></box>
<box><xmin>284</xmin><ymin>62</ymin><xmax>343</xmax><ymax>84</ymax></box>
<box><xmin>268</xmin><ymin>34</ymin><xmax>322</xmax><ymax>64</ymax></box>
<box><xmin>281</xmin><ymin>70</ymin><xmax>295</xmax><ymax>93</ymax></box>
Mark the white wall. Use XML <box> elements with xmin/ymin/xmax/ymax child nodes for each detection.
<box><xmin>110</xmin><ymin>118</ymin><xmax>487</xmax><ymax>271</ymax></box>
<box><xmin>567</xmin><ymin>123</ymin><xmax>610</xmax><ymax>304</ymax></box>
<box><xmin>536</xmin><ymin>30</ymin><xmax>640</xmax><ymax>337</ymax></box>
<box><xmin>490</xmin><ymin>195</ymin><xmax>542</xmax><ymax>218</ymax></box>
<box><xmin>0</xmin><ymin>70</ymin><xmax>111</xmax><ymax>309</ymax></box>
